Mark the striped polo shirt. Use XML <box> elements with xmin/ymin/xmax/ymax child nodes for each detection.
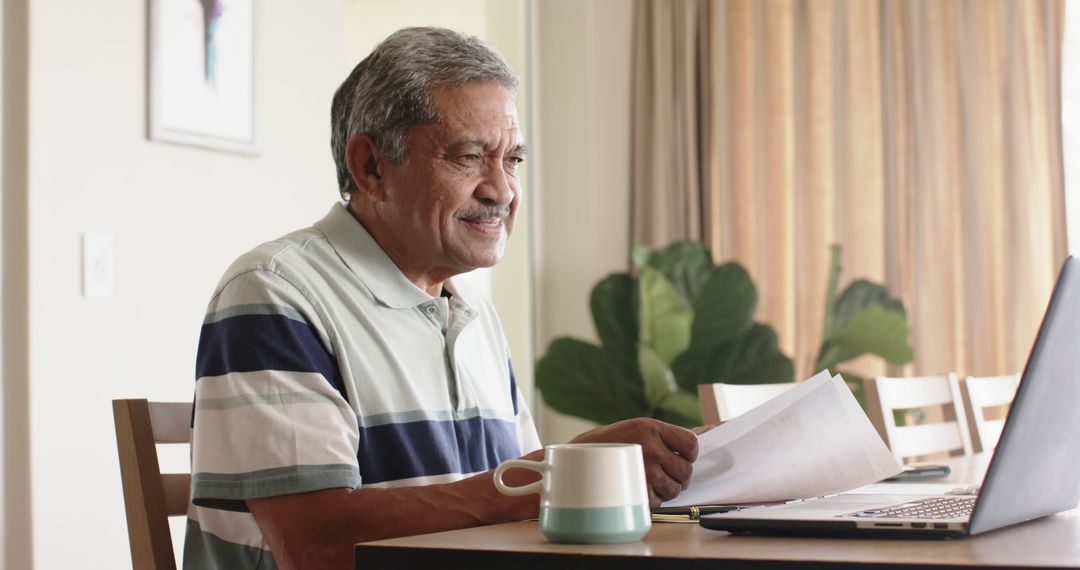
<box><xmin>183</xmin><ymin>203</ymin><xmax>541</xmax><ymax>569</ymax></box>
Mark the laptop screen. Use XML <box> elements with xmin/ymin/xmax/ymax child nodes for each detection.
<box><xmin>969</xmin><ymin>256</ymin><xmax>1080</xmax><ymax>534</ymax></box>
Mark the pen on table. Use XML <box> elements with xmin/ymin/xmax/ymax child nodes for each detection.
<box><xmin>651</xmin><ymin>505</ymin><xmax>741</xmax><ymax>520</ymax></box>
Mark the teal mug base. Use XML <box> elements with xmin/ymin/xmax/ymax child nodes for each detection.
<box><xmin>539</xmin><ymin>504</ymin><xmax>651</xmax><ymax>544</ymax></box>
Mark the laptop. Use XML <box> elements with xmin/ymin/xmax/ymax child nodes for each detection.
<box><xmin>701</xmin><ymin>256</ymin><xmax>1080</xmax><ymax>538</ymax></box>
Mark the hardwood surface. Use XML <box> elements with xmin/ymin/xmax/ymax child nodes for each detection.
<box><xmin>356</xmin><ymin>512</ymin><xmax>1080</xmax><ymax>569</ymax></box>
<box><xmin>355</xmin><ymin>454</ymin><xmax>1080</xmax><ymax>569</ymax></box>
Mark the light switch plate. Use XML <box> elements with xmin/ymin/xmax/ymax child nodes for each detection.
<box><xmin>82</xmin><ymin>232</ymin><xmax>114</xmax><ymax>299</ymax></box>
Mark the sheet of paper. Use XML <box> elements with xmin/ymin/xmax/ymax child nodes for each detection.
<box><xmin>664</xmin><ymin>370</ymin><xmax>903</xmax><ymax>507</ymax></box>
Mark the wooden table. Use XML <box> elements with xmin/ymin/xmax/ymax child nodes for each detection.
<box><xmin>355</xmin><ymin>455</ymin><xmax>1080</xmax><ymax>569</ymax></box>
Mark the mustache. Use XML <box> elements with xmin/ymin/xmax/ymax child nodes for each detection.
<box><xmin>457</xmin><ymin>205</ymin><xmax>511</xmax><ymax>222</ymax></box>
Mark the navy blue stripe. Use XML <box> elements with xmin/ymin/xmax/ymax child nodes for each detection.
<box><xmin>508</xmin><ymin>359</ymin><xmax>519</xmax><ymax>415</ymax></box>
<box><xmin>195</xmin><ymin>314</ymin><xmax>346</xmax><ymax>401</ymax></box>
<box><xmin>357</xmin><ymin>417</ymin><xmax>521</xmax><ymax>484</ymax></box>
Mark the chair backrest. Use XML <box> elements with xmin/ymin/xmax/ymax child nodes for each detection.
<box><xmin>864</xmin><ymin>373</ymin><xmax>973</xmax><ymax>462</ymax></box>
<box><xmin>698</xmin><ymin>382</ymin><xmax>797</xmax><ymax>424</ymax></box>
<box><xmin>961</xmin><ymin>373</ymin><xmax>1021</xmax><ymax>453</ymax></box>
<box><xmin>113</xmin><ymin>399</ymin><xmax>192</xmax><ymax>570</ymax></box>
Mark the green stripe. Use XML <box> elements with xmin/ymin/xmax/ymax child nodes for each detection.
<box><xmin>356</xmin><ymin>406</ymin><xmax>513</xmax><ymax>428</ymax></box>
<box><xmin>183</xmin><ymin>518</ymin><xmax>278</xmax><ymax>570</ymax></box>
<box><xmin>193</xmin><ymin>464</ymin><xmax>360</xmax><ymax>503</ymax></box>
<box><xmin>197</xmin><ymin>391</ymin><xmax>338</xmax><ymax>411</ymax></box>
<box><xmin>203</xmin><ymin>303</ymin><xmax>307</xmax><ymax>325</ymax></box>
<box><xmin>539</xmin><ymin>505</ymin><xmax>651</xmax><ymax>544</ymax></box>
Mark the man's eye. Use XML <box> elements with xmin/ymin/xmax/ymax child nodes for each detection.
<box><xmin>506</xmin><ymin>156</ymin><xmax>525</xmax><ymax>166</ymax></box>
<box><xmin>459</xmin><ymin>154</ymin><xmax>482</xmax><ymax>163</ymax></box>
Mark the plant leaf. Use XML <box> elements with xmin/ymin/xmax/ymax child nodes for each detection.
<box><xmin>590</xmin><ymin>273</ymin><xmax>640</xmax><ymax>382</ymax></box>
<box><xmin>689</xmin><ymin>262</ymin><xmax>757</xmax><ymax>345</ymax></box>
<box><xmin>638</xmin><ymin>343</ymin><xmax>677</xmax><ymax>407</ymax></box>
<box><xmin>822</xmin><ymin>244</ymin><xmax>842</xmax><ymax>334</ymax></box>
<box><xmin>643</xmin><ymin>241</ymin><xmax>716</xmax><ymax>304</ymax></box>
<box><xmin>833</xmin><ymin>280</ymin><xmax>906</xmax><ymax>329</ymax></box>
<box><xmin>673</xmin><ymin>323</ymin><xmax>795</xmax><ymax>390</ymax></box>
<box><xmin>654</xmin><ymin>390</ymin><xmax>703</xmax><ymax>428</ymax></box>
<box><xmin>837</xmin><ymin>370</ymin><xmax>868</xmax><ymax>412</ymax></box>
<box><xmin>816</xmin><ymin>276</ymin><xmax>910</xmax><ymax>371</ymax></box>
<box><xmin>824</xmin><ymin>306</ymin><xmax>915</xmax><ymax>364</ymax></box>
<box><xmin>638</xmin><ymin>266</ymin><xmax>693</xmax><ymax>365</ymax></box>
<box><xmin>536</xmin><ymin>338</ymin><xmax>646</xmax><ymax>425</ymax></box>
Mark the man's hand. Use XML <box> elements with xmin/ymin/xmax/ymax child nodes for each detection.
<box><xmin>569</xmin><ymin>418</ymin><xmax>698</xmax><ymax>508</ymax></box>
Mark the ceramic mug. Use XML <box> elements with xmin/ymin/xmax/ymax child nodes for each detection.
<box><xmin>493</xmin><ymin>443</ymin><xmax>651</xmax><ymax>543</ymax></box>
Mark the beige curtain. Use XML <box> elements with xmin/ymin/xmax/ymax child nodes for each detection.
<box><xmin>631</xmin><ymin>0</ymin><xmax>1066</xmax><ymax>380</ymax></box>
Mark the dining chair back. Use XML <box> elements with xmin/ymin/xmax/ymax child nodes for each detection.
<box><xmin>961</xmin><ymin>373</ymin><xmax>1021</xmax><ymax>453</ymax></box>
<box><xmin>864</xmin><ymin>373</ymin><xmax>973</xmax><ymax>462</ymax></box>
<box><xmin>113</xmin><ymin>399</ymin><xmax>192</xmax><ymax>570</ymax></box>
<box><xmin>698</xmin><ymin>382</ymin><xmax>798</xmax><ymax>424</ymax></box>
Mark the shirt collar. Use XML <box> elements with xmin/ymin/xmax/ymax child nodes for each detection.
<box><xmin>314</xmin><ymin>203</ymin><xmax>434</xmax><ymax>309</ymax></box>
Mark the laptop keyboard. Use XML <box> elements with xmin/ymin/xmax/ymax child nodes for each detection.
<box><xmin>840</xmin><ymin>496</ymin><xmax>977</xmax><ymax>519</ymax></box>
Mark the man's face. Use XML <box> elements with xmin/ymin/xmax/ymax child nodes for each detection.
<box><xmin>369</xmin><ymin>82</ymin><xmax>524</xmax><ymax>280</ymax></box>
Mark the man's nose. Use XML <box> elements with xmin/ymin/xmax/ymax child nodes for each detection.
<box><xmin>476</xmin><ymin>160</ymin><xmax>515</xmax><ymax>205</ymax></box>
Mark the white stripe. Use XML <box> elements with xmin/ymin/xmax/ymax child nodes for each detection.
<box><xmin>196</xmin><ymin>370</ymin><xmax>339</xmax><ymax>400</ymax></box>
<box><xmin>194</xmin><ymin>372</ymin><xmax>358</xmax><ymax>475</ymax></box>
<box><xmin>362</xmin><ymin>472</ymin><xmax>475</xmax><ymax>489</ymax></box>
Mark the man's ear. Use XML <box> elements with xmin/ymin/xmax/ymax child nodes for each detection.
<box><xmin>345</xmin><ymin>133</ymin><xmax>389</xmax><ymax>202</ymax></box>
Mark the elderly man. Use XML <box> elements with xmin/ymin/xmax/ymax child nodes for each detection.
<box><xmin>184</xmin><ymin>27</ymin><xmax>699</xmax><ymax>570</ymax></box>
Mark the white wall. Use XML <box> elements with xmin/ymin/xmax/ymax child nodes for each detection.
<box><xmin>533</xmin><ymin>0</ymin><xmax>635</xmax><ymax>443</ymax></box>
<box><xmin>22</xmin><ymin>1</ymin><xmax>348</xmax><ymax>567</ymax></box>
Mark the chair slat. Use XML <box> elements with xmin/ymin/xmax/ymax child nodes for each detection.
<box><xmin>890</xmin><ymin>423</ymin><xmax>965</xmax><ymax>458</ymax></box>
<box><xmin>868</xmin><ymin>373</ymin><xmax>973</xmax><ymax>462</ymax></box>
<box><xmin>698</xmin><ymin>382</ymin><xmax>797</xmax><ymax>423</ymax></box>
<box><xmin>114</xmin><ymin>399</ymin><xmax>189</xmax><ymax>570</ymax></box>
<box><xmin>162</xmin><ymin>473</ymin><xmax>192</xmax><ymax>516</ymax></box>
<box><xmin>962</xmin><ymin>374</ymin><xmax>1020</xmax><ymax>452</ymax></box>
<box><xmin>875</xmin><ymin>377</ymin><xmax>954</xmax><ymax>409</ymax></box>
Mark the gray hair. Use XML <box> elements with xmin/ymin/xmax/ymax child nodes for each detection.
<box><xmin>330</xmin><ymin>27</ymin><xmax>518</xmax><ymax>200</ymax></box>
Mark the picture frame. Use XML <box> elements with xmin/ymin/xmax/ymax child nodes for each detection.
<box><xmin>148</xmin><ymin>0</ymin><xmax>257</xmax><ymax>154</ymax></box>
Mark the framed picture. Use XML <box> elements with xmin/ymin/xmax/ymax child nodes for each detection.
<box><xmin>148</xmin><ymin>0</ymin><xmax>256</xmax><ymax>154</ymax></box>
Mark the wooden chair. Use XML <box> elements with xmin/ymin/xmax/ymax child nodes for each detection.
<box><xmin>864</xmin><ymin>373</ymin><xmax>973</xmax><ymax>463</ymax></box>
<box><xmin>961</xmin><ymin>373</ymin><xmax>1021</xmax><ymax>453</ymax></box>
<box><xmin>698</xmin><ymin>382</ymin><xmax>797</xmax><ymax>424</ymax></box>
<box><xmin>113</xmin><ymin>399</ymin><xmax>192</xmax><ymax>570</ymax></box>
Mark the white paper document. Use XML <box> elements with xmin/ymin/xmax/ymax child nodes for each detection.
<box><xmin>664</xmin><ymin>370</ymin><xmax>904</xmax><ymax>507</ymax></box>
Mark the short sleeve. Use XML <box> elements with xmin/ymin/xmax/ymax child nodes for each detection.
<box><xmin>190</xmin><ymin>268</ymin><xmax>361</xmax><ymax>512</ymax></box>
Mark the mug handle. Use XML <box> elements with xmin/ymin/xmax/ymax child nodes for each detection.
<box><xmin>493</xmin><ymin>458</ymin><xmax>546</xmax><ymax>496</ymax></box>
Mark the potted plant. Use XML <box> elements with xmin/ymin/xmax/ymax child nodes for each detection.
<box><xmin>536</xmin><ymin>241</ymin><xmax>914</xmax><ymax>428</ymax></box>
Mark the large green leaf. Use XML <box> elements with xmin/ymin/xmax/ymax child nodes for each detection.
<box><xmin>536</xmin><ymin>338</ymin><xmax>646</xmax><ymax>425</ymax></box>
<box><xmin>824</xmin><ymin>305</ymin><xmax>915</xmax><ymax>364</ymax></box>
<box><xmin>673</xmin><ymin>323</ymin><xmax>795</xmax><ymax>390</ymax></box>
<box><xmin>590</xmin><ymin>273</ymin><xmax>640</xmax><ymax>382</ymax></box>
<box><xmin>643</xmin><ymin>241</ymin><xmax>716</xmax><ymax>304</ymax></box>
<box><xmin>638</xmin><ymin>343</ymin><xmax>677</xmax><ymax>407</ymax></box>
<box><xmin>816</xmin><ymin>274</ymin><xmax>911</xmax><ymax>371</ymax></box>
<box><xmin>690</xmin><ymin>262</ymin><xmax>757</xmax><ymax>345</ymax></box>
<box><xmin>638</xmin><ymin>266</ymin><xmax>693</xmax><ymax>365</ymax></box>
<box><xmin>833</xmin><ymin>280</ymin><xmax>906</xmax><ymax>329</ymax></box>
<box><xmin>654</xmin><ymin>390</ymin><xmax>703</xmax><ymax>428</ymax></box>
